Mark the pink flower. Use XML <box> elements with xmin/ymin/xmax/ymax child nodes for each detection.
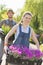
<box><xmin>9</xmin><ymin>45</ymin><xmax>13</xmax><ymax>50</ymax></box>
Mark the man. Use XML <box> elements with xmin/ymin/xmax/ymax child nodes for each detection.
<box><xmin>0</xmin><ymin>9</ymin><xmax>16</xmax><ymax>28</ymax></box>
<box><xmin>0</xmin><ymin>9</ymin><xmax>16</xmax><ymax>41</ymax></box>
<box><xmin>0</xmin><ymin>9</ymin><xmax>16</xmax><ymax>64</ymax></box>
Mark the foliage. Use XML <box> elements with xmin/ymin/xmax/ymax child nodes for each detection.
<box><xmin>20</xmin><ymin>0</ymin><xmax>43</xmax><ymax>33</ymax></box>
<box><xmin>0</xmin><ymin>0</ymin><xmax>43</xmax><ymax>43</ymax></box>
<box><xmin>30</xmin><ymin>14</ymin><xmax>40</xmax><ymax>33</ymax></box>
<box><xmin>40</xmin><ymin>44</ymin><xmax>43</xmax><ymax>52</ymax></box>
<box><xmin>2</xmin><ymin>24</ymin><xmax>11</xmax><ymax>35</ymax></box>
<box><xmin>0</xmin><ymin>5</ymin><xmax>7</xmax><ymax>21</ymax></box>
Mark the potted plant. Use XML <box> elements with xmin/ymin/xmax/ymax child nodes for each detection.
<box><xmin>7</xmin><ymin>45</ymin><xmax>43</xmax><ymax>65</ymax></box>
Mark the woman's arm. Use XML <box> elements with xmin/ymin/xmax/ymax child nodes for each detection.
<box><xmin>31</xmin><ymin>29</ymin><xmax>40</xmax><ymax>49</ymax></box>
<box><xmin>4</xmin><ymin>24</ymin><xmax>19</xmax><ymax>45</ymax></box>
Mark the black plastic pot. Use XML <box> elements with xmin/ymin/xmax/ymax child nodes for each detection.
<box><xmin>7</xmin><ymin>55</ymin><xmax>42</xmax><ymax>65</ymax></box>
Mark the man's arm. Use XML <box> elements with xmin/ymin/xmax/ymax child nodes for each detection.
<box><xmin>0</xmin><ymin>20</ymin><xmax>6</xmax><ymax>28</ymax></box>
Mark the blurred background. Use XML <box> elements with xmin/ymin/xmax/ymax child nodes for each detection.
<box><xmin>0</xmin><ymin>0</ymin><xmax>43</xmax><ymax>43</ymax></box>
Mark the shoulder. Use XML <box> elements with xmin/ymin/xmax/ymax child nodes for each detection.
<box><xmin>12</xmin><ymin>22</ymin><xmax>22</xmax><ymax>30</ymax></box>
<box><xmin>28</xmin><ymin>26</ymin><xmax>33</xmax><ymax>31</ymax></box>
<box><xmin>28</xmin><ymin>26</ymin><xmax>34</xmax><ymax>35</ymax></box>
<box><xmin>29</xmin><ymin>27</ymin><xmax>35</xmax><ymax>36</ymax></box>
<box><xmin>0</xmin><ymin>20</ymin><xmax>6</xmax><ymax>23</ymax></box>
<box><xmin>12</xmin><ymin>20</ymin><xmax>16</xmax><ymax>25</ymax></box>
<box><xmin>12</xmin><ymin>23</ymin><xmax>19</xmax><ymax>30</ymax></box>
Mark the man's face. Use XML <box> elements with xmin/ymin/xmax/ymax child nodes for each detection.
<box><xmin>7</xmin><ymin>11</ymin><xmax>14</xmax><ymax>18</ymax></box>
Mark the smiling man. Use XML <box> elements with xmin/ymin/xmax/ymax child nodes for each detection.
<box><xmin>0</xmin><ymin>9</ymin><xmax>16</xmax><ymax>28</ymax></box>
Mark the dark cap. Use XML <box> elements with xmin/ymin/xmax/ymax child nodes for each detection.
<box><xmin>7</xmin><ymin>9</ymin><xmax>14</xmax><ymax>14</ymax></box>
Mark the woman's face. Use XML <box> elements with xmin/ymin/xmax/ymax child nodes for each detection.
<box><xmin>23</xmin><ymin>14</ymin><xmax>32</xmax><ymax>25</ymax></box>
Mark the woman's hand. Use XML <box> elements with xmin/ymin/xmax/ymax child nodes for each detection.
<box><xmin>29</xmin><ymin>43</ymin><xmax>38</xmax><ymax>50</ymax></box>
<box><xmin>4</xmin><ymin>44</ymin><xmax>8</xmax><ymax>54</ymax></box>
<box><xmin>4</xmin><ymin>46</ymin><xmax>8</xmax><ymax>54</ymax></box>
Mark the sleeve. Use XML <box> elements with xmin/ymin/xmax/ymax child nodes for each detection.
<box><xmin>0</xmin><ymin>21</ymin><xmax>3</xmax><ymax>28</ymax></box>
<box><xmin>0</xmin><ymin>20</ymin><xmax>6</xmax><ymax>28</ymax></box>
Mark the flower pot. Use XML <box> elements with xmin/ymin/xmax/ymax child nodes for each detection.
<box><xmin>7</xmin><ymin>55</ymin><xmax>42</xmax><ymax>65</ymax></box>
<box><xmin>34</xmin><ymin>59</ymin><xmax>42</xmax><ymax>65</ymax></box>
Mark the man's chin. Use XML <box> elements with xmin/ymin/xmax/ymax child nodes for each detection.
<box><xmin>9</xmin><ymin>17</ymin><xmax>12</xmax><ymax>18</ymax></box>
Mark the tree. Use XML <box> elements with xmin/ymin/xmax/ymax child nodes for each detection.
<box><xmin>20</xmin><ymin>0</ymin><xmax>43</xmax><ymax>33</ymax></box>
<box><xmin>0</xmin><ymin>5</ymin><xmax>7</xmax><ymax>21</ymax></box>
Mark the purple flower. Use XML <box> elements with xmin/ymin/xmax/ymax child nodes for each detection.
<box><xmin>9</xmin><ymin>45</ymin><xmax>43</xmax><ymax>60</ymax></box>
<box><xmin>30</xmin><ymin>49</ymin><xmax>43</xmax><ymax>59</ymax></box>
<box><xmin>21</xmin><ymin>46</ymin><xmax>33</xmax><ymax>59</ymax></box>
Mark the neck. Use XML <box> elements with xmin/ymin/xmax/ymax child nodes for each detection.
<box><xmin>8</xmin><ymin>18</ymin><xmax>13</xmax><ymax>21</ymax></box>
<box><xmin>22</xmin><ymin>22</ymin><xmax>28</xmax><ymax>28</ymax></box>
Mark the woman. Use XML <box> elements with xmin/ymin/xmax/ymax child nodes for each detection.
<box><xmin>4</xmin><ymin>11</ymin><xmax>40</xmax><ymax>53</ymax></box>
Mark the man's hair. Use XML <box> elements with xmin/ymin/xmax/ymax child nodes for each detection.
<box><xmin>7</xmin><ymin>9</ymin><xmax>14</xmax><ymax>14</ymax></box>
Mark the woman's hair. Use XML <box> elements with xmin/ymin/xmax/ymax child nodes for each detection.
<box><xmin>21</xmin><ymin>11</ymin><xmax>33</xmax><ymax>23</ymax></box>
<box><xmin>23</xmin><ymin>11</ymin><xmax>33</xmax><ymax>17</ymax></box>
